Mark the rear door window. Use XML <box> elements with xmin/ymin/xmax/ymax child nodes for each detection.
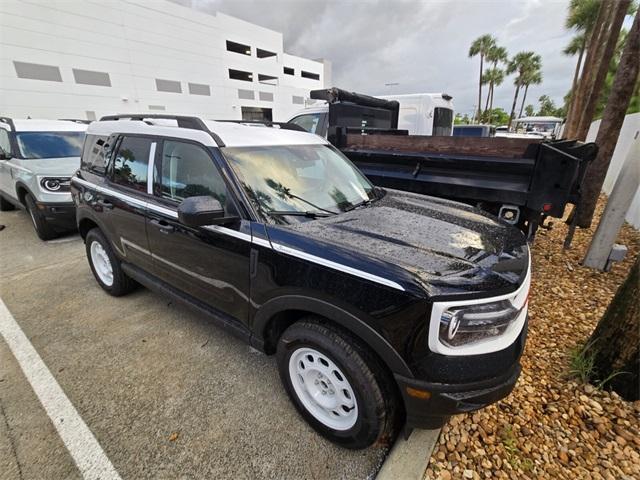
<box><xmin>112</xmin><ymin>136</ymin><xmax>151</xmax><ymax>192</ymax></box>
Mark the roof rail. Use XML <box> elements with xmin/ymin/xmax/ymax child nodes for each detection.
<box><xmin>99</xmin><ymin>114</ymin><xmax>225</xmax><ymax>147</ymax></box>
<box><xmin>0</xmin><ymin>117</ymin><xmax>15</xmax><ymax>131</ymax></box>
<box><xmin>216</xmin><ymin>119</ymin><xmax>306</xmax><ymax>132</ymax></box>
<box><xmin>59</xmin><ymin>118</ymin><xmax>92</xmax><ymax>124</ymax></box>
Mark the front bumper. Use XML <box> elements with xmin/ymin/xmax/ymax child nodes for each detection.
<box><xmin>396</xmin><ymin>318</ymin><xmax>527</xmax><ymax>430</ymax></box>
<box><xmin>36</xmin><ymin>201</ymin><xmax>76</xmax><ymax>231</ymax></box>
<box><xmin>395</xmin><ymin>363</ymin><xmax>521</xmax><ymax>429</ymax></box>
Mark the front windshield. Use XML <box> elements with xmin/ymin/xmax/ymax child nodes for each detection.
<box><xmin>223</xmin><ymin>144</ymin><xmax>376</xmax><ymax>222</ymax></box>
<box><xmin>16</xmin><ymin>131</ymin><xmax>85</xmax><ymax>159</ymax></box>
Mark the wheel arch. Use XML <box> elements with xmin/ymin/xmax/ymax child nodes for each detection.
<box><xmin>76</xmin><ymin>208</ymin><xmax>108</xmax><ymax>239</ymax></box>
<box><xmin>14</xmin><ymin>181</ymin><xmax>33</xmax><ymax>206</ymax></box>
<box><xmin>252</xmin><ymin>295</ymin><xmax>413</xmax><ymax>378</ymax></box>
<box><xmin>78</xmin><ymin>216</ymin><xmax>100</xmax><ymax>240</ymax></box>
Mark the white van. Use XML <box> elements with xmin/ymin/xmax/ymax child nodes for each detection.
<box><xmin>287</xmin><ymin>92</ymin><xmax>454</xmax><ymax>137</ymax></box>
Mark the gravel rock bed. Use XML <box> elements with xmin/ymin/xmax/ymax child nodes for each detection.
<box><xmin>424</xmin><ymin>198</ymin><xmax>640</xmax><ymax>480</ymax></box>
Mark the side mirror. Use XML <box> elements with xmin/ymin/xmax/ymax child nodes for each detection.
<box><xmin>177</xmin><ymin>196</ymin><xmax>229</xmax><ymax>227</ymax></box>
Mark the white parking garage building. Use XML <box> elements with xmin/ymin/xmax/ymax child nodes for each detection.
<box><xmin>0</xmin><ymin>0</ymin><xmax>331</xmax><ymax>121</ymax></box>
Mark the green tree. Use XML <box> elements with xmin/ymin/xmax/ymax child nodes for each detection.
<box><xmin>595</xmin><ymin>29</ymin><xmax>640</xmax><ymax>117</ymax></box>
<box><xmin>479</xmin><ymin>108</ymin><xmax>510</xmax><ymax>125</ymax></box>
<box><xmin>565</xmin><ymin>0</ymin><xmax>632</xmax><ymax>140</ymax></box>
<box><xmin>563</xmin><ymin>0</ymin><xmax>602</xmax><ymax>122</ymax></box>
<box><xmin>482</xmin><ymin>67</ymin><xmax>505</xmax><ymax>122</ymax></box>
<box><xmin>483</xmin><ymin>45</ymin><xmax>508</xmax><ymax>114</ymax></box>
<box><xmin>518</xmin><ymin>68</ymin><xmax>543</xmax><ymax>118</ymax></box>
<box><xmin>469</xmin><ymin>34</ymin><xmax>497</xmax><ymax>123</ymax></box>
<box><xmin>506</xmin><ymin>51</ymin><xmax>542</xmax><ymax>128</ymax></box>
<box><xmin>537</xmin><ymin>95</ymin><xmax>563</xmax><ymax>116</ymax></box>
<box><xmin>576</xmin><ymin>9</ymin><xmax>640</xmax><ymax>227</ymax></box>
<box><xmin>454</xmin><ymin>113</ymin><xmax>471</xmax><ymax>125</ymax></box>
<box><xmin>524</xmin><ymin>104</ymin><xmax>535</xmax><ymax>116</ymax></box>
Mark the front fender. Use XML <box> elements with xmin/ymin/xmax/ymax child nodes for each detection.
<box><xmin>251</xmin><ymin>294</ymin><xmax>414</xmax><ymax>378</ymax></box>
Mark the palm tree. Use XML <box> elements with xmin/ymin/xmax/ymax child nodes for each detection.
<box><xmin>564</xmin><ymin>33</ymin><xmax>587</xmax><ymax>112</ymax></box>
<box><xmin>576</xmin><ymin>8</ymin><xmax>639</xmax><ymax>227</ymax></box>
<box><xmin>518</xmin><ymin>68</ymin><xmax>543</xmax><ymax>118</ymax></box>
<box><xmin>469</xmin><ymin>34</ymin><xmax>496</xmax><ymax>123</ymax></box>
<box><xmin>483</xmin><ymin>45</ymin><xmax>508</xmax><ymax>113</ymax></box>
<box><xmin>482</xmin><ymin>67</ymin><xmax>505</xmax><ymax>123</ymax></box>
<box><xmin>563</xmin><ymin>0</ymin><xmax>603</xmax><ymax>135</ymax></box>
<box><xmin>506</xmin><ymin>51</ymin><xmax>542</xmax><ymax>129</ymax></box>
<box><xmin>566</xmin><ymin>0</ymin><xmax>601</xmax><ymax>32</ymax></box>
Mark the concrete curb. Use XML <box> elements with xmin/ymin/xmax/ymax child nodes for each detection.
<box><xmin>376</xmin><ymin>428</ymin><xmax>441</xmax><ymax>480</ymax></box>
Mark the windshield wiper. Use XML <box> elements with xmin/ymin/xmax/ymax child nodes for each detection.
<box><xmin>344</xmin><ymin>199</ymin><xmax>372</xmax><ymax>212</ymax></box>
<box><xmin>268</xmin><ymin>210</ymin><xmax>334</xmax><ymax>218</ymax></box>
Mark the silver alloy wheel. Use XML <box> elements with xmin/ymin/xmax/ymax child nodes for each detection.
<box><xmin>90</xmin><ymin>240</ymin><xmax>114</xmax><ymax>286</ymax></box>
<box><xmin>289</xmin><ymin>347</ymin><xmax>358</xmax><ymax>430</ymax></box>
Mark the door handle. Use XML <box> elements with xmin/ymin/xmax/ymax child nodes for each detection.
<box><xmin>149</xmin><ymin>218</ymin><xmax>175</xmax><ymax>234</ymax></box>
<box><xmin>96</xmin><ymin>199</ymin><xmax>114</xmax><ymax>210</ymax></box>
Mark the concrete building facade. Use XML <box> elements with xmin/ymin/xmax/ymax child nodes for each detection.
<box><xmin>0</xmin><ymin>0</ymin><xmax>330</xmax><ymax>121</ymax></box>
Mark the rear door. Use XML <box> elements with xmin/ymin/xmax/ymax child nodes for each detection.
<box><xmin>146</xmin><ymin>139</ymin><xmax>251</xmax><ymax>324</ymax></box>
<box><xmin>100</xmin><ymin>134</ymin><xmax>155</xmax><ymax>272</ymax></box>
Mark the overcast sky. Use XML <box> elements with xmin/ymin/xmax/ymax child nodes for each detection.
<box><xmin>174</xmin><ymin>0</ymin><xmax>581</xmax><ymax>117</ymax></box>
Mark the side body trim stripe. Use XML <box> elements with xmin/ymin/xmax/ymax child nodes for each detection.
<box><xmin>72</xmin><ymin>177</ymin><xmax>406</xmax><ymax>292</ymax></box>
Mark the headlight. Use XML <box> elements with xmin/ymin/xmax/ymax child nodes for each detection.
<box><xmin>439</xmin><ymin>300</ymin><xmax>523</xmax><ymax>348</ymax></box>
<box><xmin>40</xmin><ymin>177</ymin><xmax>71</xmax><ymax>192</ymax></box>
<box><xmin>428</xmin><ymin>253</ymin><xmax>531</xmax><ymax>356</ymax></box>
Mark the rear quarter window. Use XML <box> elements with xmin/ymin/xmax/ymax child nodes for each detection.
<box><xmin>81</xmin><ymin>134</ymin><xmax>109</xmax><ymax>174</ymax></box>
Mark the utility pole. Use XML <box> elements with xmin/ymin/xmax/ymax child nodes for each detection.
<box><xmin>583</xmin><ymin>137</ymin><xmax>640</xmax><ymax>270</ymax></box>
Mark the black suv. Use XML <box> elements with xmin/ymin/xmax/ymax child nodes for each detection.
<box><xmin>72</xmin><ymin>115</ymin><xmax>530</xmax><ymax>449</ymax></box>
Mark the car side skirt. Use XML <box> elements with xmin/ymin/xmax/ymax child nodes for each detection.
<box><xmin>121</xmin><ymin>262</ymin><xmax>253</xmax><ymax>345</ymax></box>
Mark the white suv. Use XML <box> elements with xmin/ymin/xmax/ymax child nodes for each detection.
<box><xmin>0</xmin><ymin>118</ymin><xmax>87</xmax><ymax>239</ymax></box>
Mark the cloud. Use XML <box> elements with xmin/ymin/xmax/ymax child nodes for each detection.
<box><xmin>174</xmin><ymin>0</ymin><xmax>577</xmax><ymax>116</ymax></box>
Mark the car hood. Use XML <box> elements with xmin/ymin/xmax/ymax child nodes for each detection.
<box><xmin>16</xmin><ymin>157</ymin><xmax>80</xmax><ymax>176</ymax></box>
<box><xmin>267</xmin><ymin>189</ymin><xmax>529</xmax><ymax>297</ymax></box>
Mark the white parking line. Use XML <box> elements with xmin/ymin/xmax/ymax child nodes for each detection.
<box><xmin>0</xmin><ymin>298</ymin><xmax>122</xmax><ymax>480</ymax></box>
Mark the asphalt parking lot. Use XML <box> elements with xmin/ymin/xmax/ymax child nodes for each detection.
<box><xmin>0</xmin><ymin>209</ymin><xmax>388</xmax><ymax>479</ymax></box>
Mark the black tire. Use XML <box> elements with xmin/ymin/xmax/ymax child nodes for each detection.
<box><xmin>85</xmin><ymin>228</ymin><xmax>136</xmax><ymax>296</ymax></box>
<box><xmin>24</xmin><ymin>193</ymin><xmax>57</xmax><ymax>240</ymax></box>
<box><xmin>0</xmin><ymin>195</ymin><xmax>15</xmax><ymax>211</ymax></box>
<box><xmin>276</xmin><ymin>318</ymin><xmax>400</xmax><ymax>449</ymax></box>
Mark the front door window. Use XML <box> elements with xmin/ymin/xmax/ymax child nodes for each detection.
<box><xmin>158</xmin><ymin>140</ymin><xmax>230</xmax><ymax>213</ymax></box>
